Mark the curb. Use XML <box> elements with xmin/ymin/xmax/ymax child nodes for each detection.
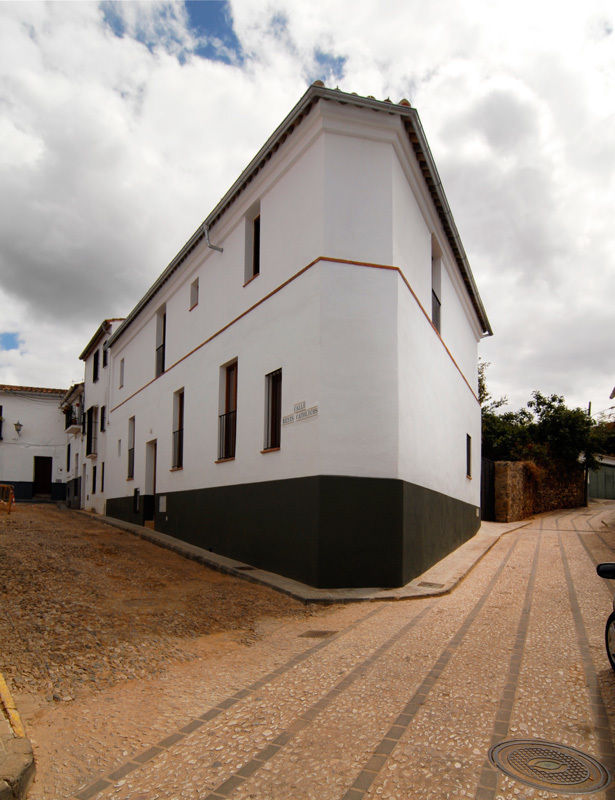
<box><xmin>71</xmin><ymin>508</ymin><xmax>530</xmax><ymax>604</ymax></box>
<box><xmin>0</xmin><ymin>675</ymin><xmax>35</xmax><ymax>800</ymax></box>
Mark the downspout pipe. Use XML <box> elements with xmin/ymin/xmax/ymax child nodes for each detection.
<box><xmin>203</xmin><ymin>224</ymin><xmax>223</xmax><ymax>253</ymax></box>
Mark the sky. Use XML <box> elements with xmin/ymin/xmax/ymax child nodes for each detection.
<box><xmin>0</xmin><ymin>0</ymin><xmax>613</xmax><ymax>419</ymax></box>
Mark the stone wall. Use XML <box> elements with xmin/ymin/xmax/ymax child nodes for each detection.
<box><xmin>494</xmin><ymin>461</ymin><xmax>585</xmax><ymax>522</ymax></box>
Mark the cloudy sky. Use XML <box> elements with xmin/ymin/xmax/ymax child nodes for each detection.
<box><xmin>0</xmin><ymin>0</ymin><xmax>613</xmax><ymax>418</ymax></box>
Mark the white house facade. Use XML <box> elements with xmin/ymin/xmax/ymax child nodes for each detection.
<box><xmin>0</xmin><ymin>384</ymin><xmax>67</xmax><ymax>500</ymax></box>
<box><xmin>93</xmin><ymin>84</ymin><xmax>492</xmax><ymax>589</ymax></box>
<box><xmin>60</xmin><ymin>319</ymin><xmax>124</xmax><ymax>513</ymax></box>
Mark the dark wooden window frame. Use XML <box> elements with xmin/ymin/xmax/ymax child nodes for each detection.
<box><xmin>264</xmin><ymin>368</ymin><xmax>282</xmax><ymax>451</ymax></box>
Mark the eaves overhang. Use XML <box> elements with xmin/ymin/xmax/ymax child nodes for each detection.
<box><xmin>108</xmin><ymin>83</ymin><xmax>492</xmax><ymax>348</ymax></box>
<box><xmin>80</xmin><ymin>318</ymin><xmax>124</xmax><ymax>361</ymax></box>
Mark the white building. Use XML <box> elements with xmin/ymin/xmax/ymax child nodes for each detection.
<box><xmin>97</xmin><ymin>84</ymin><xmax>491</xmax><ymax>588</ymax></box>
<box><xmin>60</xmin><ymin>319</ymin><xmax>123</xmax><ymax>512</ymax></box>
<box><xmin>0</xmin><ymin>384</ymin><xmax>67</xmax><ymax>500</ymax></box>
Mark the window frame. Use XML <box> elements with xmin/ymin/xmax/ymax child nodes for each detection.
<box><xmin>217</xmin><ymin>360</ymin><xmax>237</xmax><ymax>461</ymax></box>
<box><xmin>189</xmin><ymin>277</ymin><xmax>199</xmax><ymax>310</ymax></box>
<box><xmin>127</xmin><ymin>416</ymin><xmax>135</xmax><ymax>479</ymax></box>
<box><xmin>263</xmin><ymin>369</ymin><xmax>282</xmax><ymax>452</ymax></box>
<box><xmin>172</xmin><ymin>388</ymin><xmax>185</xmax><ymax>469</ymax></box>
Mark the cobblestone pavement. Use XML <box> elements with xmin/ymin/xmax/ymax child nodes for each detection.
<box><xmin>2</xmin><ymin>501</ymin><xmax>615</xmax><ymax>799</ymax></box>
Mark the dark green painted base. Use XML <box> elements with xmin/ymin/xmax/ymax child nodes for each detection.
<box><xmin>107</xmin><ymin>476</ymin><xmax>479</xmax><ymax>589</ymax></box>
<box><xmin>0</xmin><ymin>481</ymin><xmax>66</xmax><ymax>502</ymax></box>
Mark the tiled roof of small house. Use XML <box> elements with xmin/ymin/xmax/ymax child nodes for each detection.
<box><xmin>0</xmin><ymin>384</ymin><xmax>66</xmax><ymax>395</ymax></box>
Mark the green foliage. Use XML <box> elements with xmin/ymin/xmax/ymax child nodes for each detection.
<box><xmin>480</xmin><ymin>363</ymin><xmax>597</xmax><ymax>471</ymax></box>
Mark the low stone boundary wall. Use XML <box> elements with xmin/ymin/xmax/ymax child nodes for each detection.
<box><xmin>494</xmin><ymin>461</ymin><xmax>585</xmax><ymax>522</ymax></box>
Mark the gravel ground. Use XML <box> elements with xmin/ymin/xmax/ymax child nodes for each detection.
<box><xmin>0</xmin><ymin>504</ymin><xmax>315</xmax><ymax>705</ymax></box>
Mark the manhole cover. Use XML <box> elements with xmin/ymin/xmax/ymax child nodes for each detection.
<box><xmin>298</xmin><ymin>630</ymin><xmax>337</xmax><ymax>638</ymax></box>
<box><xmin>489</xmin><ymin>739</ymin><xmax>611</xmax><ymax>794</ymax></box>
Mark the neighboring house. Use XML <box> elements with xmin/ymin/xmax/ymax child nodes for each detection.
<box><xmin>60</xmin><ymin>382</ymin><xmax>84</xmax><ymax>508</ymax></box>
<box><xmin>60</xmin><ymin>319</ymin><xmax>124</xmax><ymax>513</ymax></box>
<box><xmin>94</xmin><ymin>83</ymin><xmax>491</xmax><ymax>589</ymax></box>
<box><xmin>0</xmin><ymin>384</ymin><xmax>67</xmax><ymax>500</ymax></box>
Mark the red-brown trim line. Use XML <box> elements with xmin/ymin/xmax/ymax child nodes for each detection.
<box><xmin>214</xmin><ymin>457</ymin><xmax>235</xmax><ymax>464</ymax></box>
<box><xmin>110</xmin><ymin>256</ymin><xmax>478</xmax><ymax>413</ymax></box>
<box><xmin>260</xmin><ymin>447</ymin><xmax>281</xmax><ymax>454</ymax></box>
<box><xmin>188</xmin><ymin>303</ymin><xmax>198</xmax><ymax>312</ymax></box>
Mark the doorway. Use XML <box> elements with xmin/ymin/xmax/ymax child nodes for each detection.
<box><xmin>33</xmin><ymin>456</ymin><xmax>52</xmax><ymax>496</ymax></box>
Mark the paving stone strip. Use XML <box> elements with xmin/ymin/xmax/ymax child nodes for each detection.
<box><xmin>71</xmin><ymin>605</ymin><xmax>384</xmax><ymax>800</ymax></box>
<box><xmin>559</xmin><ymin>534</ymin><xmax>615</xmax><ymax>800</ymax></box>
<box><xmin>575</xmin><ymin>532</ymin><xmax>615</xmax><ymax>600</ymax></box>
<box><xmin>338</xmin><ymin>537</ymin><xmax>518</xmax><ymax>800</ymax></box>
<box><xmin>200</xmin><ymin>601</ymin><xmax>436</xmax><ymax>800</ymax></box>
<box><xmin>472</xmin><ymin>533</ymin><xmax>541</xmax><ymax>800</ymax></box>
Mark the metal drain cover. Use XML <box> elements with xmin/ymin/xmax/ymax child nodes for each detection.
<box><xmin>489</xmin><ymin>739</ymin><xmax>611</xmax><ymax>794</ymax></box>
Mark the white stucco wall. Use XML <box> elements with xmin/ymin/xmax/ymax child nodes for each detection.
<box><xmin>102</xmin><ymin>96</ymin><xmax>484</xmax><ymax>512</ymax></box>
<box><xmin>0</xmin><ymin>390</ymin><xmax>66</xmax><ymax>487</ymax></box>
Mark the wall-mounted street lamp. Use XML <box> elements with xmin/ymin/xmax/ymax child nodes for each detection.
<box><xmin>14</xmin><ymin>421</ymin><xmax>23</xmax><ymax>435</ymax></box>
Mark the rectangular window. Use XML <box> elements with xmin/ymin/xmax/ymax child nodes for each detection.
<box><xmin>101</xmin><ymin>462</ymin><xmax>105</xmax><ymax>493</ymax></box>
<box><xmin>127</xmin><ymin>417</ymin><xmax>135</xmax><ymax>478</ymax></box>
<box><xmin>119</xmin><ymin>358</ymin><xmax>125</xmax><ymax>388</ymax></box>
<box><xmin>466</xmin><ymin>434</ymin><xmax>472</xmax><ymax>478</ymax></box>
<box><xmin>92</xmin><ymin>465</ymin><xmax>97</xmax><ymax>494</ymax></box>
<box><xmin>172</xmin><ymin>388</ymin><xmax>184</xmax><ymax>469</ymax></box>
<box><xmin>100</xmin><ymin>406</ymin><xmax>106</xmax><ymax>432</ymax></box>
<box><xmin>190</xmin><ymin>278</ymin><xmax>199</xmax><ymax>309</ymax></box>
<box><xmin>244</xmin><ymin>204</ymin><xmax>261</xmax><ymax>283</ymax></box>
<box><xmin>66</xmin><ymin>443</ymin><xmax>71</xmax><ymax>472</ymax></box>
<box><xmin>218</xmin><ymin>361</ymin><xmax>237</xmax><ymax>460</ymax></box>
<box><xmin>431</xmin><ymin>239</ymin><xmax>442</xmax><ymax>334</ymax></box>
<box><xmin>133</xmin><ymin>488</ymin><xmax>140</xmax><ymax>513</ymax></box>
<box><xmin>264</xmin><ymin>369</ymin><xmax>282</xmax><ymax>450</ymax></box>
<box><xmin>102</xmin><ymin>344</ymin><xmax>108</xmax><ymax>368</ymax></box>
<box><xmin>93</xmin><ymin>350</ymin><xmax>100</xmax><ymax>383</ymax></box>
<box><xmin>155</xmin><ymin>306</ymin><xmax>166</xmax><ymax>377</ymax></box>
<box><xmin>117</xmin><ymin>439</ymin><xmax>121</xmax><ymax>457</ymax></box>
<box><xmin>0</xmin><ymin>404</ymin><xmax>3</xmax><ymax>440</ymax></box>
<box><xmin>86</xmin><ymin>406</ymin><xmax>98</xmax><ymax>456</ymax></box>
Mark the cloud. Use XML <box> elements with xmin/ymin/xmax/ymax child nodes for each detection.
<box><xmin>0</xmin><ymin>0</ymin><xmax>613</xmax><ymax>417</ymax></box>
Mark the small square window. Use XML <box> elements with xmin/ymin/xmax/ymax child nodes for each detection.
<box><xmin>119</xmin><ymin>358</ymin><xmax>125</xmax><ymax>388</ymax></box>
<box><xmin>190</xmin><ymin>278</ymin><xmax>199</xmax><ymax>309</ymax></box>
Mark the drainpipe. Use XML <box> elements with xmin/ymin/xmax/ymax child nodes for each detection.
<box><xmin>203</xmin><ymin>224</ymin><xmax>223</xmax><ymax>253</ymax></box>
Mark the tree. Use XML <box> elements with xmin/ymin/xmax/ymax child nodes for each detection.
<box><xmin>479</xmin><ymin>363</ymin><xmax>596</xmax><ymax>471</ymax></box>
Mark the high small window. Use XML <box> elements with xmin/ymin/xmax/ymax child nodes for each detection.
<box><xmin>93</xmin><ymin>350</ymin><xmax>100</xmax><ymax>383</ymax></box>
<box><xmin>101</xmin><ymin>462</ymin><xmax>105</xmax><ymax>493</ymax></box>
<box><xmin>92</xmin><ymin>465</ymin><xmax>97</xmax><ymax>494</ymax></box>
<box><xmin>431</xmin><ymin>238</ymin><xmax>442</xmax><ymax>334</ymax></box>
<box><xmin>100</xmin><ymin>406</ymin><xmax>106</xmax><ymax>432</ymax></box>
<box><xmin>218</xmin><ymin>361</ymin><xmax>237</xmax><ymax>460</ymax></box>
<box><xmin>172</xmin><ymin>388</ymin><xmax>184</xmax><ymax>469</ymax></box>
<box><xmin>66</xmin><ymin>443</ymin><xmax>71</xmax><ymax>472</ymax></box>
<box><xmin>190</xmin><ymin>278</ymin><xmax>199</xmax><ymax>309</ymax></box>
<box><xmin>127</xmin><ymin>417</ymin><xmax>135</xmax><ymax>479</ymax></box>
<box><xmin>119</xmin><ymin>358</ymin><xmax>125</xmax><ymax>388</ymax></box>
<box><xmin>466</xmin><ymin>434</ymin><xmax>472</xmax><ymax>478</ymax></box>
<box><xmin>264</xmin><ymin>369</ymin><xmax>282</xmax><ymax>450</ymax></box>
<box><xmin>0</xmin><ymin>404</ymin><xmax>3</xmax><ymax>440</ymax></box>
<box><xmin>102</xmin><ymin>344</ymin><xmax>108</xmax><ymax>368</ymax></box>
<box><xmin>155</xmin><ymin>305</ymin><xmax>166</xmax><ymax>377</ymax></box>
<box><xmin>244</xmin><ymin>204</ymin><xmax>261</xmax><ymax>283</ymax></box>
